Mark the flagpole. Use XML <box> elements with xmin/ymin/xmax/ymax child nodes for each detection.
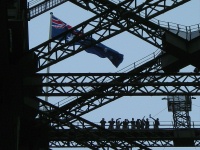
<box><xmin>45</xmin><ymin>12</ymin><xmax>53</xmax><ymax>103</ymax></box>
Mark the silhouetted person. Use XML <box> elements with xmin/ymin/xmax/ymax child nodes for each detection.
<box><xmin>122</xmin><ymin>119</ymin><xmax>129</xmax><ymax>129</ymax></box>
<box><xmin>100</xmin><ymin>118</ymin><xmax>106</xmax><ymax>128</ymax></box>
<box><xmin>140</xmin><ymin>118</ymin><xmax>145</xmax><ymax>129</ymax></box>
<box><xmin>116</xmin><ymin>118</ymin><xmax>122</xmax><ymax>129</ymax></box>
<box><xmin>145</xmin><ymin>118</ymin><xmax>149</xmax><ymax>129</ymax></box>
<box><xmin>136</xmin><ymin>119</ymin><xmax>141</xmax><ymax>129</ymax></box>
<box><xmin>130</xmin><ymin>118</ymin><xmax>135</xmax><ymax>129</ymax></box>
<box><xmin>154</xmin><ymin>118</ymin><xmax>160</xmax><ymax>129</ymax></box>
<box><xmin>150</xmin><ymin>114</ymin><xmax>160</xmax><ymax>129</ymax></box>
<box><xmin>108</xmin><ymin>118</ymin><xmax>115</xmax><ymax>129</ymax></box>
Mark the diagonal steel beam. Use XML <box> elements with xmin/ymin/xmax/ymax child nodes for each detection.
<box><xmin>37</xmin><ymin>99</ymin><xmax>131</xmax><ymax>150</ymax></box>
<box><xmin>26</xmin><ymin>52</ymin><xmax>200</xmax><ymax>118</ymax></box>
<box><xmin>27</xmin><ymin>0</ymin><xmax>190</xmax><ymax>20</ymax></box>
<box><xmin>64</xmin><ymin>0</ymin><xmax>191</xmax><ymax>52</ymax></box>
<box><xmin>70</xmin><ymin>0</ymin><xmax>191</xmax><ymax>47</ymax></box>
<box><xmin>30</xmin><ymin>0</ymin><xmax>136</xmax><ymax>71</ymax></box>
<box><xmin>36</xmin><ymin>97</ymin><xmax>152</xmax><ymax>149</ymax></box>
<box><xmin>36</xmin><ymin>98</ymin><xmax>200</xmax><ymax>148</ymax></box>
<box><xmin>31</xmin><ymin>51</ymin><xmax>162</xmax><ymax>119</ymax></box>
<box><xmin>29</xmin><ymin>0</ymin><xmax>190</xmax><ymax>72</ymax></box>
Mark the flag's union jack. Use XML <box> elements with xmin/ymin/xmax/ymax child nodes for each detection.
<box><xmin>52</xmin><ymin>16</ymin><xmax>67</xmax><ymax>29</ymax></box>
<box><xmin>52</xmin><ymin>15</ymin><xmax>79</xmax><ymax>37</ymax></box>
<box><xmin>51</xmin><ymin>15</ymin><xmax>124</xmax><ymax>67</ymax></box>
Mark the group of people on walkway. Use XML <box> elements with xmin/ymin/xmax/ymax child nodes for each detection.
<box><xmin>100</xmin><ymin>116</ymin><xmax>160</xmax><ymax>130</ymax></box>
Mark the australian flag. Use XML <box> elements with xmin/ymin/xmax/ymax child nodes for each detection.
<box><xmin>51</xmin><ymin>15</ymin><xmax>124</xmax><ymax>67</ymax></box>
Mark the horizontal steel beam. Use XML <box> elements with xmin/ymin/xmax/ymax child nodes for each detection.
<box><xmin>25</xmin><ymin>72</ymin><xmax>200</xmax><ymax>96</ymax></box>
<box><xmin>49</xmin><ymin>128</ymin><xmax>200</xmax><ymax>147</ymax></box>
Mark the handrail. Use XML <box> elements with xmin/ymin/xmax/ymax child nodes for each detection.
<box><xmin>117</xmin><ymin>49</ymin><xmax>161</xmax><ymax>73</ymax></box>
<box><xmin>29</xmin><ymin>0</ymin><xmax>200</xmax><ymax>106</ymax></box>
<box><xmin>150</xmin><ymin>18</ymin><xmax>200</xmax><ymax>40</ymax></box>
<box><xmin>27</xmin><ymin>0</ymin><xmax>200</xmax><ymax>40</ymax></box>
<box><xmin>28</xmin><ymin>0</ymin><xmax>133</xmax><ymax>8</ymax></box>
<box><xmin>27</xmin><ymin>0</ymin><xmax>134</xmax><ymax>19</ymax></box>
<box><xmin>53</xmin><ymin>49</ymin><xmax>162</xmax><ymax>107</ymax></box>
<box><xmin>40</xmin><ymin>119</ymin><xmax>200</xmax><ymax>129</ymax></box>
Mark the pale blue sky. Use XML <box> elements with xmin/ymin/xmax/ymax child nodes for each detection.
<box><xmin>28</xmin><ymin>0</ymin><xmax>200</xmax><ymax>149</ymax></box>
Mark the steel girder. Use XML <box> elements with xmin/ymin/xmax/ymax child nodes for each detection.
<box><xmin>34</xmin><ymin>0</ymin><xmax>199</xmax><ymax>135</ymax></box>
<box><xmin>29</xmin><ymin>0</ymin><xmax>190</xmax><ymax>72</ymax></box>
<box><xmin>57</xmin><ymin>0</ymin><xmax>200</xmax><ymax>136</ymax></box>
<box><xmin>36</xmin><ymin>98</ymin><xmax>200</xmax><ymax>148</ymax></box>
<box><xmin>28</xmin><ymin>0</ymin><xmax>149</xmax><ymax>19</ymax></box>
<box><xmin>30</xmin><ymin>0</ymin><xmax>137</xmax><ymax>71</ymax></box>
<box><xmin>53</xmin><ymin>51</ymin><xmax>162</xmax><ymax>116</ymax></box>
<box><xmin>39</xmin><ymin>106</ymin><xmax>134</xmax><ymax>149</ymax></box>
<box><xmin>36</xmin><ymin>51</ymin><xmax>162</xmax><ymax>128</ymax></box>
<box><xmin>36</xmin><ymin>98</ymin><xmax>152</xmax><ymax>149</ymax></box>
<box><xmin>67</xmin><ymin>0</ymin><xmax>194</xmax><ymax>54</ymax></box>
<box><xmin>71</xmin><ymin>0</ymin><xmax>190</xmax><ymax>17</ymax></box>
<box><xmin>167</xmin><ymin>96</ymin><xmax>192</xmax><ymax>129</ymax></box>
<box><xmin>26</xmin><ymin>65</ymin><xmax>200</xmax><ymax>120</ymax></box>
<box><xmin>27</xmin><ymin>0</ymin><xmax>190</xmax><ymax>20</ymax></box>
<box><xmin>70</xmin><ymin>0</ymin><xmax>192</xmax><ymax>48</ymax></box>
<box><xmin>27</xmin><ymin>0</ymin><xmax>191</xmax><ymax>63</ymax></box>
<box><xmin>25</xmin><ymin>54</ymin><xmax>196</xmax><ymax>119</ymax></box>
<box><xmin>27</xmin><ymin>72</ymin><xmax>200</xmax><ymax>97</ymax></box>
<box><xmin>28</xmin><ymin>0</ymin><xmax>68</xmax><ymax>19</ymax></box>
<box><xmin>173</xmin><ymin>111</ymin><xmax>191</xmax><ymax>128</ymax></box>
<box><xmin>50</xmin><ymin>129</ymin><xmax>200</xmax><ymax>148</ymax></box>
<box><xmin>28</xmin><ymin>0</ymin><xmax>191</xmax><ymax>57</ymax></box>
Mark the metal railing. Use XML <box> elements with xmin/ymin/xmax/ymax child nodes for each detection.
<box><xmin>27</xmin><ymin>0</ymin><xmax>67</xmax><ymax>19</ymax></box>
<box><xmin>28</xmin><ymin>0</ymin><xmax>45</xmax><ymax>7</ymax></box>
<box><xmin>73</xmin><ymin>121</ymin><xmax>200</xmax><ymax>129</ymax></box>
<box><xmin>151</xmin><ymin>18</ymin><xmax>200</xmax><ymax>40</ymax></box>
<box><xmin>27</xmin><ymin>0</ymin><xmax>200</xmax><ymax>40</ymax></box>
<box><xmin>44</xmin><ymin>119</ymin><xmax>200</xmax><ymax>129</ymax></box>
<box><xmin>117</xmin><ymin>49</ymin><xmax>161</xmax><ymax>73</ymax></box>
<box><xmin>53</xmin><ymin>49</ymin><xmax>162</xmax><ymax>108</ymax></box>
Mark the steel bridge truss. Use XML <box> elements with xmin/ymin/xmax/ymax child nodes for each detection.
<box><xmin>36</xmin><ymin>97</ymin><xmax>200</xmax><ymax>148</ymax></box>
<box><xmin>36</xmin><ymin>98</ymin><xmax>152</xmax><ymax>150</ymax></box>
<box><xmin>167</xmin><ymin>96</ymin><xmax>192</xmax><ymax>129</ymax></box>
<box><xmin>28</xmin><ymin>0</ymin><xmax>190</xmax><ymax>72</ymax></box>
<box><xmin>25</xmin><ymin>0</ymin><xmax>200</xmax><ymax>149</ymax></box>
<box><xmin>28</xmin><ymin>72</ymin><xmax>200</xmax><ymax>97</ymax></box>
<box><xmin>28</xmin><ymin>0</ymin><xmax>190</xmax><ymax>20</ymax></box>
<box><xmin>25</xmin><ymin>52</ymin><xmax>200</xmax><ymax>129</ymax></box>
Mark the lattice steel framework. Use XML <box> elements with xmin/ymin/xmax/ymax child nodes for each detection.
<box><xmin>3</xmin><ymin>0</ymin><xmax>200</xmax><ymax>150</ymax></box>
<box><xmin>27</xmin><ymin>1</ymin><xmax>198</xmax><ymax>148</ymax></box>
<box><xmin>166</xmin><ymin>96</ymin><xmax>192</xmax><ymax>129</ymax></box>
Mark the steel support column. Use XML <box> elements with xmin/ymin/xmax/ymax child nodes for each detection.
<box><xmin>0</xmin><ymin>1</ymin><xmax>20</xmax><ymax>150</ymax></box>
